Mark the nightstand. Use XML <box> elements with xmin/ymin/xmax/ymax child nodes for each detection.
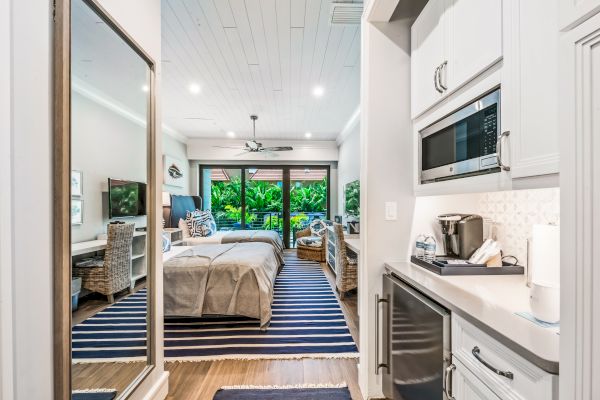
<box><xmin>163</xmin><ymin>228</ymin><xmax>183</xmax><ymax>246</ymax></box>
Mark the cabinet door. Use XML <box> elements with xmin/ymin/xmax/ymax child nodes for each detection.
<box><xmin>559</xmin><ymin>0</ymin><xmax>600</xmax><ymax>31</ymax></box>
<box><xmin>452</xmin><ymin>359</ymin><xmax>502</xmax><ymax>400</ymax></box>
<box><xmin>446</xmin><ymin>0</ymin><xmax>502</xmax><ymax>92</ymax></box>
<box><xmin>411</xmin><ymin>0</ymin><xmax>447</xmax><ymax>118</ymax></box>
<box><xmin>510</xmin><ymin>0</ymin><xmax>560</xmax><ymax>178</ymax></box>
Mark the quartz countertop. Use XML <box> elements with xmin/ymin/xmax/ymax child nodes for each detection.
<box><xmin>384</xmin><ymin>261</ymin><xmax>559</xmax><ymax>374</ymax></box>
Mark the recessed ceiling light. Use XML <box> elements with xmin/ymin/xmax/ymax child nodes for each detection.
<box><xmin>312</xmin><ymin>85</ymin><xmax>325</xmax><ymax>98</ymax></box>
<box><xmin>188</xmin><ymin>83</ymin><xmax>201</xmax><ymax>95</ymax></box>
<box><xmin>141</xmin><ymin>85</ymin><xmax>149</xmax><ymax>92</ymax></box>
<box><xmin>227</xmin><ymin>131</ymin><xmax>235</xmax><ymax>138</ymax></box>
<box><xmin>305</xmin><ymin>132</ymin><xmax>312</xmax><ymax>138</ymax></box>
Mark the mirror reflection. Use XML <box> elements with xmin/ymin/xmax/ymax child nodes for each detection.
<box><xmin>70</xmin><ymin>0</ymin><xmax>151</xmax><ymax>397</ymax></box>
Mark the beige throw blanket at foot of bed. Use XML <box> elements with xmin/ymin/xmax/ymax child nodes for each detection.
<box><xmin>163</xmin><ymin>243</ymin><xmax>279</xmax><ymax>328</ymax></box>
<box><xmin>221</xmin><ymin>230</ymin><xmax>285</xmax><ymax>265</ymax></box>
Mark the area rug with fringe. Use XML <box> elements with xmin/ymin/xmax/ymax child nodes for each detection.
<box><xmin>212</xmin><ymin>383</ymin><xmax>352</xmax><ymax>400</ymax></box>
<box><xmin>72</xmin><ymin>252</ymin><xmax>358</xmax><ymax>362</ymax></box>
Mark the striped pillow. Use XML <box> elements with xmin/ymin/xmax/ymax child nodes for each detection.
<box><xmin>186</xmin><ymin>209</ymin><xmax>216</xmax><ymax>237</ymax></box>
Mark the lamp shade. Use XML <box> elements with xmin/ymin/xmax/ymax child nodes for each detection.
<box><xmin>162</xmin><ymin>192</ymin><xmax>171</xmax><ymax>206</ymax></box>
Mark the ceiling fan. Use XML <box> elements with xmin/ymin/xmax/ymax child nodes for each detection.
<box><xmin>214</xmin><ymin>115</ymin><xmax>294</xmax><ymax>154</ymax></box>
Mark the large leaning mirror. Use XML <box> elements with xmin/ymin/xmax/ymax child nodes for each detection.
<box><xmin>54</xmin><ymin>0</ymin><xmax>156</xmax><ymax>398</ymax></box>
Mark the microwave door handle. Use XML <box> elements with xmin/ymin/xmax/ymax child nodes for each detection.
<box><xmin>497</xmin><ymin>131</ymin><xmax>511</xmax><ymax>171</ymax></box>
<box><xmin>434</xmin><ymin>65</ymin><xmax>443</xmax><ymax>93</ymax></box>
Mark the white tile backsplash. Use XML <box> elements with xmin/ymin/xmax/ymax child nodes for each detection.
<box><xmin>477</xmin><ymin>187</ymin><xmax>560</xmax><ymax>267</ymax></box>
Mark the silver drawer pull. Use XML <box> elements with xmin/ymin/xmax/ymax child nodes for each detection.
<box><xmin>472</xmin><ymin>346</ymin><xmax>514</xmax><ymax>380</ymax></box>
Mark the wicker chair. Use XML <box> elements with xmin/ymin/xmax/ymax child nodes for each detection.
<box><xmin>296</xmin><ymin>226</ymin><xmax>326</xmax><ymax>262</ymax></box>
<box><xmin>332</xmin><ymin>223</ymin><xmax>358</xmax><ymax>299</ymax></box>
<box><xmin>73</xmin><ymin>223</ymin><xmax>135</xmax><ymax>303</ymax></box>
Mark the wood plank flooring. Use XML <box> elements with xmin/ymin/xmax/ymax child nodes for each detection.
<box><xmin>71</xmin><ymin>252</ymin><xmax>361</xmax><ymax>399</ymax></box>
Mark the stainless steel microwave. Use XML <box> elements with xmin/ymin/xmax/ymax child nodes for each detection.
<box><xmin>419</xmin><ymin>89</ymin><xmax>506</xmax><ymax>184</ymax></box>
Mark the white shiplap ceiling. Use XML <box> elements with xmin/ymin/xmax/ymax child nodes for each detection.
<box><xmin>161</xmin><ymin>0</ymin><xmax>362</xmax><ymax>140</ymax></box>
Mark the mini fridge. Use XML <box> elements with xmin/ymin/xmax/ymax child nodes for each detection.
<box><xmin>379</xmin><ymin>273</ymin><xmax>452</xmax><ymax>400</ymax></box>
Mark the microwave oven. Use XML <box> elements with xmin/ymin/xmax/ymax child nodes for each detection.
<box><xmin>419</xmin><ymin>89</ymin><xmax>507</xmax><ymax>184</ymax></box>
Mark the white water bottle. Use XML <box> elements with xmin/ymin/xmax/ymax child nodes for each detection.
<box><xmin>424</xmin><ymin>235</ymin><xmax>437</xmax><ymax>262</ymax></box>
<box><xmin>415</xmin><ymin>234</ymin><xmax>426</xmax><ymax>258</ymax></box>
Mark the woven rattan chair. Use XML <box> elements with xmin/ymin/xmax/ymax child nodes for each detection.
<box><xmin>332</xmin><ymin>223</ymin><xmax>358</xmax><ymax>299</ymax></box>
<box><xmin>73</xmin><ymin>223</ymin><xmax>135</xmax><ymax>303</ymax></box>
<box><xmin>296</xmin><ymin>226</ymin><xmax>326</xmax><ymax>262</ymax></box>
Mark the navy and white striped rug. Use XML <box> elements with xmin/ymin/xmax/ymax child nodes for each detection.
<box><xmin>72</xmin><ymin>253</ymin><xmax>358</xmax><ymax>362</ymax></box>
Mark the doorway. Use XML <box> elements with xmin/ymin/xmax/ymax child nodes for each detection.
<box><xmin>199</xmin><ymin>165</ymin><xmax>330</xmax><ymax>248</ymax></box>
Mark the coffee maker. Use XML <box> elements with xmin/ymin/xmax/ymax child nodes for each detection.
<box><xmin>437</xmin><ymin>214</ymin><xmax>484</xmax><ymax>259</ymax></box>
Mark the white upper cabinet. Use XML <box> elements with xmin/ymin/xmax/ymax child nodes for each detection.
<box><xmin>410</xmin><ymin>0</ymin><xmax>502</xmax><ymax>118</ymax></box>
<box><xmin>411</xmin><ymin>0</ymin><xmax>447</xmax><ymax>118</ymax></box>
<box><xmin>508</xmin><ymin>0</ymin><xmax>560</xmax><ymax>178</ymax></box>
<box><xmin>559</xmin><ymin>0</ymin><xmax>600</xmax><ymax>30</ymax></box>
<box><xmin>446</xmin><ymin>0</ymin><xmax>503</xmax><ymax>91</ymax></box>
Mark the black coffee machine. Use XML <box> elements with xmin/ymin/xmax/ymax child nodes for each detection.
<box><xmin>437</xmin><ymin>214</ymin><xmax>483</xmax><ymax>259</ymax></box>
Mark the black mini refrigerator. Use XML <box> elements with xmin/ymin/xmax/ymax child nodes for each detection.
<box><xmin>380</xmin><ymin>273</ymin><xmax>452</xmax><ymax>399</ymax></box>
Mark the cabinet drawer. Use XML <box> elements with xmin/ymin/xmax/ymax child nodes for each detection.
<box><xmin>452</xmin><ymin>315</ymin><xmax>557</xmax><ymax>400</ymax></box>
<box><xmin>452</xmin><ymin>358</ymin><xmax>502</xmax><ymax>400</ymax></box>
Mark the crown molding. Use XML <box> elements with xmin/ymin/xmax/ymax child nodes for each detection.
<box><xmin>336</xmin><ymin>106</ymin><xmax>360</xmax><ymax>146</ymax></box>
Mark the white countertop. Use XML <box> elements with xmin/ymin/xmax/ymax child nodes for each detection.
<box><xmin>344</xmin><ymin>238</ymin><xmax>360</xmax><ymax>253</ymax></box>
<box><xmin>385</xmin><ymin>261</ymin><xmax>559</xmax><ymax>374</ymax></box>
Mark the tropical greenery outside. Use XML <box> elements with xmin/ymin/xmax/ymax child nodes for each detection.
<box><xmin>209</xmin><ymin>175</ymin><xmax>328</xmax><ymax>238</ymax></box>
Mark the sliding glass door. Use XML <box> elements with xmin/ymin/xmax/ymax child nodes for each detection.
<box><xmin>199</xmin><ymin>165</ymin><xmax>330</xmax><ymax>248</ymax></box>
<box><xmin>289</xmin><ymin>168</ymin><xmax>328</xmax><ymax>247</ymax></box>
<box><xmin>245</xmin><ymin>168</ymin><xmax>283</xmax><ymax>235</ymax></box>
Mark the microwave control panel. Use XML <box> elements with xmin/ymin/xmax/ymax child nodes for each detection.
<box><xmin>481</xmin><ymin>104</ymin><xmax>498</xmax><ymax>156</ymax></box>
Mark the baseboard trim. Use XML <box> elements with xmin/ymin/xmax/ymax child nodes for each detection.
<box><xmin>143</xmin><ymin>371</ymin><xmax>169</xmax><ymax>400</ymax></box>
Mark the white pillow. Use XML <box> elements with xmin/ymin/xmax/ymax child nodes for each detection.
<box><xmin>178</xmin><ymin>218</ymin><xmax>191</xmax><ymax>238</ymax></box>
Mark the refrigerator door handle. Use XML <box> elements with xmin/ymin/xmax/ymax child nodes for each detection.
<box><xmin>444</xmin><ymin>363</ymin><xmax>456</xmax><ymax>400</ymax></box>
<box><xmin>375</xmin><ymin>294</ymin><xmax>390</xmax><ymax>374</ymax></box>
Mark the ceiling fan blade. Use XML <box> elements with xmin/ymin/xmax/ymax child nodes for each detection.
<box><xmin>261</xmin><ymin>146</ymin><xmax>294</xmax><ymax>152</ymax></box>
<box><xmin>213</xmin><ymin>145</ymin><xmax>246</xmax><ymax>150</ymax></box>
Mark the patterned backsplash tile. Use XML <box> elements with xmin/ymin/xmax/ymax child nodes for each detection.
<box><xmin>477</xmin><ymin>187</ymin><xmax>560</xmax><ymax>267</ymax></box>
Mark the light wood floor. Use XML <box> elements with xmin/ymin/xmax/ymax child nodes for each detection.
<box><xmin>72</xmin><ymin>254</ymin><xmax>361</xmax><ymax>399</ymax></box>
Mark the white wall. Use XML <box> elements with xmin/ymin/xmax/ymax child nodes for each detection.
<box><xmin>187</xmin><ymin>139</ymin><xmax>339</xmax><ymax>162</ymax></box>
<box><xmin>9</xmin><ymin>0</ymin><xmax>54</xmax><ymax>398</ymax></box>
<box><xmin>359</xmin><ymin>8</ymin><xmax>417</xmax><ymax>397</ymax></box>
<box><xmin>337</xmin><ymin>122</ymin><xmax>361</xmax><ymax>221</ymax></box>
<box><xmin>162</xmin><ymin>134</ymin><xmax>190</xmax><ymax>195</ymax></box>
<box><xmin>1</xmin><ymin>0</ymin><xmax>14</xmax><ymax>398</ymax></box>
<box><xmin>71</xmin><ymin>91</ymin><xmax>148</xmax><ymax>243</ymax></box>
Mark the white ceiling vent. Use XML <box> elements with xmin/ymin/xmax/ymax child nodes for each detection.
<box><xmin>330</xmin><ymin>2</ymin><xmax>363</xmax><ymax>26</ymax></box>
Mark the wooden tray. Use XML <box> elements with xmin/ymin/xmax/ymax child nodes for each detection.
<box><xmin>410</xmin><ymin>255</ymin><xmax>525</xmax><ymax>276</ymax></box>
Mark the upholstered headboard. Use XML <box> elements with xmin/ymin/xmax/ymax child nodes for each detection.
<box><xmin>163</xmin><ymin>195</ymin><xmax>202</xmax><ymax>228</ymax></box>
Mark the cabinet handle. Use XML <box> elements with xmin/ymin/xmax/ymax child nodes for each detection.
<box><xmin>434</xmin><ymin>65</ymin><xmax>443</xmax><ymax>93</ymax></box>
<box><xmin>375</xmin><ymin>294</ymin><xmax>390</xmax><ymax>374</ymax></box>
<box><xmin>444</xmin><ymin>364</ymin><xmax>456</xmax><ymax>400</ymax></box>
<box><xmin>438</xmin><ymin>61</ymin><xmax>448</xmax><ymax>91</ymax></box>
<box><xmin>496</xmin><ymin>130</ymin><xmax>511</xmax><ymax>171</ymax></box>
<box><xmin>472</xmin><ymin>346</ymin><xmax>514</xmax><ymax>380</ymax></box>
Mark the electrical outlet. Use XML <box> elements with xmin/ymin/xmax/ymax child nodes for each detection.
<box><xmin>385</xmin><ymin>201</ymin><xmax>397</xmax><ymax>221</ymax></box>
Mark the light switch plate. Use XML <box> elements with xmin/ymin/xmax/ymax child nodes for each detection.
<box><xmin>385</xmin><ymin>201</ymin><xmax>397</xmax><ymax>221</ymax></box>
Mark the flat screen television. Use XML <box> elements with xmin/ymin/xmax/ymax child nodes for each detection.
<box><xmin>108</xmin><ymin>178</ymin><xmax>146</xmax><ymax>218</ymax></box>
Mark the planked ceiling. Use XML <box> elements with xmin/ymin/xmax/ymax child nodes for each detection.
<box><xmin>161</xmin><ymin>0</ymin><xmax>362</xmax><ymax>141</ymax></box>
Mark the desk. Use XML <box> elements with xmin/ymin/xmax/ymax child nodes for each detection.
<box><xmin>72</xmin><ymin>231</ymin><xmax>147</xmax><ymax>289</ymax></box>
<box><xmin>344</xmin><ymin>238</ymin><xmax>360</xmax><ymax>254</ymax></box>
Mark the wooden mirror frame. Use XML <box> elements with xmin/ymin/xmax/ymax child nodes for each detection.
<box><xmin>53</xmin><ymin>0</ymin><xmax>158</xmax><ymax>398</ymax></box>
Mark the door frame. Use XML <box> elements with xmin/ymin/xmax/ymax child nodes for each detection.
<box><xmin>198</xmin><ymin>164</ymin><xmax>331</xmax><ymax>248</ymax></box>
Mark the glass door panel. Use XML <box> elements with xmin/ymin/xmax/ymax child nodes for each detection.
<box><xmin>245</xmin><ymin>168</ymin><xmax>283</xmax><ymax>236</ymax></box>
<box><xmin>201</xmin><ymin>168</ymin><xmax>242</xmax><ymax>231</ymax></box>
<box><xmin>289</xmin><ymin>168</ymin><xmax>328</xmax><ymax>247</ymax></box>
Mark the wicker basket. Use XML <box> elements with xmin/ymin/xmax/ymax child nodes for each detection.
<box><xmin>333</xmin><ymin>223</ymin><xmax>358</xmax><ymax>299</ymax></box>
<box><xmin>295</xmin><ymin>227</ymin><xmax>326</xmax><ymax>262</ymax></box>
